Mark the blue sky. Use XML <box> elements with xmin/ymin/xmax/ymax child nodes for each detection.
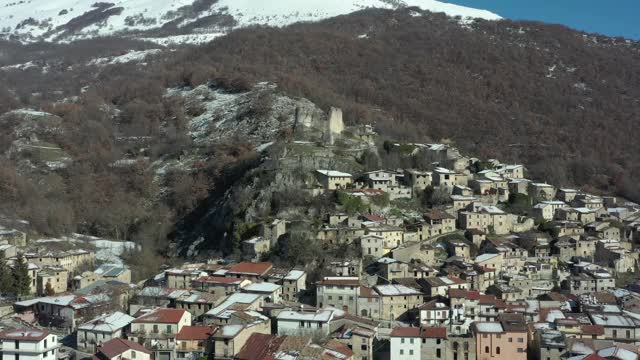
<box><xmin>446</xmin><ymin>0</ymin><xmax>640</xmax><ymax>40</ymax></box>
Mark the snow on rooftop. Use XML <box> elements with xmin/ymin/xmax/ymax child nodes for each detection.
<box><xmin>284</xmin><ymin>270</ymin><xmax>305</xmax><ymax>281</ymax></box>
<box><xmin>478</xmin><ymin>205</ymin><xmax>505</xmax><ymax>214</ymax></box>
<box><xmin>475</xmin><ymin>253</ymin><xmax>500</xmax><ymax>263</ymax></box>
<box><xmin>220</xmin><ymin>324</ymin><xmax>244</xmax><ymax>338</ymax></box>
<box><xmin>244</xmin><ymin>282</ymin><xmax>281</xmax><ymax>293</ymax></box>
<box><xmin>316</xmin><ymin>170</ymin><xmax>352</xmax><ymax>177</ymax></box>
<box><xmin>79</xmin><ymin>312</ymin><xmax>135</xmax><ymax>332</ymax></box>
<box><xmin>375</xmin><ymin>284</ymin><xmax>422</xmax><ymax>296</ymax></box>
<box><xmin>88</xmin><ymin>49</ymin><xmax>162</xmax><ymax>66</ymax></box>
<box><xmin>205</xmin><ymin>293</ymin><xmax>261</xmax><ymax>317</ymax></box>
<box><xmin>277</xmin><ymin>310</ymin><xmax>334</xmax><ymax>322</ymax></box>
<box><xmin>474</xmin><ymin>322</ymin><xmax>503</xmax><ymax>333</ymax></box>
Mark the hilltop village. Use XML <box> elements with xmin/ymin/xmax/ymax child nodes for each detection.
<box><xmin>0</xmin><ymin>107</ymin><xmax>639</xmax><ymax>360</ymax></box>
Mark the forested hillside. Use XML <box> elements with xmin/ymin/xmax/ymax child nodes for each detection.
<box><xmin>167</xmin><ymin>8</ymin><xmax>640</xmax><ymax>201</ymax></box>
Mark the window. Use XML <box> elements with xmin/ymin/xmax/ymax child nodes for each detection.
<box><xmin>401</xmin><ymin>338</ymin><xmax>405</xmax><ymax>344</ymax></box>
<box><xmin>508</xmin><ymin>338</ymin><xmax>513</xmax><ymax>342</ymax></box>
<box><xmin>518</xmin><ymin>348</ymin><xmax>524</xmax><ymax>353</ymax></box>
<box><xmin>45</xmin><ymin>340</ymin><xmax>47</xmax><ymax>348</ymax></box>
<box><xmin>627</xmin><ymin>330</ymin><xmax>631</xmax><ymax>338</ymax></box>
<box><xmin>15</xmin><ymin>340</ymin><xmax>19</xmax><ymax>349</ymax></box>
<box><xmin>409</xmin><ymin>350</ymin><xmax>414</xmax><ymax>355</ymax></box>
<box><xmin>436</xmin><ymin>349</ymin><xmax>441</xmax><ymax>358</ymax></box>
<box><xmin>485</xmin><ymin>346</ymin><xmax>489</xmax><ymax>353</ymax></box>
<box><xmin>132</xmin><ymin>351</ymin><xmax>136</xmax><ymax>359</ymax></box>
<box><xmin>518</xmin><ymin>338</ymin><xmax>524</xmax><ymax>343</ymax></box>
<box><xmin>410</xmin><ymin>338</ymin><xmax>414</xmax><ymax>344</ymax></box>
<box><xmin>496</xmin><ymin>347</ymin><xmax>501</xmax><ymax>355</ymax></box>
<box><xmin>400</xmin><ymin>350</ymin><xmax>404</xmax><ymax>355</ymax></box>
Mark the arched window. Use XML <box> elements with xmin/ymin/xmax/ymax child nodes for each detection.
<box><xmin>485</xmin><ymin>346</ymin><xmax>489</xmax><ymax>353</ymax></box>
<box><xmin>496</xmin><ymin>347</ymin><xmax>501</xmax><ymax>355</ymax></box>
<box><xmin>453</xmin><ymin>342</ymin><xmax>459</xmax><ymax>350</ymax></box>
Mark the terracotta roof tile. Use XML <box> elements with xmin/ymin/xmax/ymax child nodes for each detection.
<box><xmin>420</xmin><ymin>327</ymin><xmax>447</xmax><ymax>339</ymax></box>
<box><xmin>359</xmin><ymin>286</ymin><xmax>379</xmax><ymax>298</ymax></box>
<box><xmin>449</xmin><ymin>289</ymin><xmax>481</xmax><ymax>299</ymax></box>
<box><xmin>362</xmin><ymin>214</ymin><xmax>385</xmax><ymax>222</ymax></box>
<box><xmin>132</xmin><ymin>308</ymin><xmax>188</xmax><ymax>324</ymax></box>
<box><xmin>390</xmin><ymin>327</ymin><xmax>420</xmax><ymax>337</ymax></box>
<box><xmin>193</xmin><ymin>276</ymin><xmax>244</xmax><ymax>284</ymax></box>
<box><xmin>235</xmin><ymin>333</ymin><xmax>285</xmax><ymax>360</ymax></box>
<box><xmin>583</xmin><ymin>355</ymin><xmax>607</xmax><ymax>360</ymax></box>
<box><xmin>176</xmin><ymin>326</ymin><xmax>218</xmax><ymax>340</ymax></box>
<box><xmin>227</xmin><ymin>262</ymin><xmax>273</xmax><ymax>276</ymax></box>
<box><xmin>98</xmin><ymin>338</ymin><xmax>151</xmax><ymax>359</ymax></box>
<box><xmin>581</xmin><ymin>325</ymin><xmax>605</xmax><ymax>336</ymax></box>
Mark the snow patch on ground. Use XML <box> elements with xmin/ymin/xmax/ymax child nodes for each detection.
<box><xmin>0</xmin><ymin>61</ymin><xmax>38</xmax><ymax>71</ymax></box>
<box><xmin>8</xmin><ymin>109</ymin><xmax>52</xmax><ymax>117</ymax></box>
<box><xmin>140</xmin><ymin>33</ymin><xmax>225</xmax><ymax>46</ymax></box>
<box><xmin>88</xmin><ymin>49</ymin><xmax>163</xmax><ymax>66</ymax></box>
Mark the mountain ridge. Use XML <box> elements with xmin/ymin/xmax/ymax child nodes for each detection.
<box><xmin>0</xmin><ymin>0</ymin><xmax>500</xmax><ymax>43</ymax></box>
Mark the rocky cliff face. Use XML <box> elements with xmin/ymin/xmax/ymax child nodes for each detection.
<box><xmin>175</xmin><ymin>83</ymin><xmax>327</xmax><ymax>147</ymax></box>
<box><xmin>160</xmin><ymin>83</ymin><xmax>367</xmax><ymax>257</ymax></box>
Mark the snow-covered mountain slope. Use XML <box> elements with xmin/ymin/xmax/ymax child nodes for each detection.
<box><xmin>0</xmin><ymin>0</ymin><xmax>501</xmax><ymax>43</ymax></box>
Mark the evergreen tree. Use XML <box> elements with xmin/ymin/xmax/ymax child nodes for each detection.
<box><xmin>0</xmin><ymin>257</ymin><xmax>14</xmax><ymax>294</ymax></box>
<box><xmin>13</xmin><ymin>254</ymin><xmax>31</xmax><ymax>296</ymax></box>
<box><xmin>44</xmin><ymin>282</ymin><xmax>55</xmax><ymax>296</ymax></box>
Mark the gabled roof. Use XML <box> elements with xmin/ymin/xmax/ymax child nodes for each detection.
<box><xmin>235</xmin><ymin>333</ymin><xmax>285</xmax><ymax>360</ymax></box>
<box><xmin>316</xmin><ymin>170</ymin><xmax>352</xmax><ymax>178</ymax></box>
<box><xmin>78</xmin><ymin>312</ymin><xmax>135</xmax><ymax>333</ymax></box>
<box><xmin>132</xmin><ymin>308</ymin><xmax>187</xmax><ymax>324</ymax></box>
<box><xmin>176</xmin><ymin>326</ymin><xmax>218</xmax><ymax>340</ymax></box>
<box><xmin>96</xmin><ymin>338</ymin><xmax>151</xmax><ymax>359</ymax></box>
<box><xmin>227</xmin><ymin>262</ymin><xmax>273</xmax><ymax>276</ymax></box>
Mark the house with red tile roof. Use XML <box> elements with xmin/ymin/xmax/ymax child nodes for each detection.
<box><xmin>93</xmin><ymin>338</ymin><xmax>151</xmax><ymax>360</ymax></box>
<box><xmin>234</xmin><ymin>333</ymin><xmax>285</xmax><ymax>360</ymax></box>
<box><xmin>175</xmin><ymin>326</ymin><xmax>217</xmax><ymax>359</ymax></box>
<box><xmin>225</xmin><ymin>262</ymin><xmax>273</xmax><ymax>280</ymax></box>
<box><xmin>129</xmin><ymin>308</ymin><xmax>191</xmax><ymax>360</ymax></box>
